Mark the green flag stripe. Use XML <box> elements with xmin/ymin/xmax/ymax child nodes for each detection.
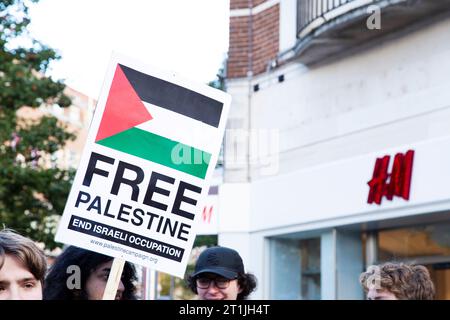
<box><xmin>96</xmin><ymin>127</ymin><xmax>211</xmax><ymax>179</ymax></box>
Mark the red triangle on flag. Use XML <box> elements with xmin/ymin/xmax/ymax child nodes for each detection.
<box><xmin>95</xmin><ymin>65</ymin><xmax>153</xmax><ymax>142</ymax></box>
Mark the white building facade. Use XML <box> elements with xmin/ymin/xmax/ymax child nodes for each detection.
<box><xmin>221</xmin><ymin>0</ymin><xmax>450</xmax><ymax>299</ymax></box>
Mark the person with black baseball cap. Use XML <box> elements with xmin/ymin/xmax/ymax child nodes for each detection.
<box><xmin>186</xmin><ymin>246</ymin><xmax>257</xmax><ymax>300</ymax></box>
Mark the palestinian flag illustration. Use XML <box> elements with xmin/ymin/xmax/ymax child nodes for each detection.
<box><xmin>95</xmin><ymin>64</ymin><xmax>223</xmax><ymax>179</ymax></box>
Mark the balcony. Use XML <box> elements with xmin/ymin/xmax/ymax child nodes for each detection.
<box><xmin>292</xmin><ymin>0</ymin><xmax>450</xmax><ymax>65</ymax></box>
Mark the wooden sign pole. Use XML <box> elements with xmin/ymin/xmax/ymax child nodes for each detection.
<box><xmin>102</xmin><ymin>257</ymin><xmax>125</xmax><ymax>300</ymax></box>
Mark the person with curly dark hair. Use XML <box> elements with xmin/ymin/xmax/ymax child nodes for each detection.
<box><xmin>186</xmin><ymin>246</ymin><xmax>257</xmax><ymax>300</ymax></box>
<box><xmin>43</xmin><ymin>246</ymin><xmax>137</xmax><ymax>300</ymax></box>
<box><xmin>359</xmin><ymin>262</ymin><xmax>435</xmax><ymax>300</ymax></box>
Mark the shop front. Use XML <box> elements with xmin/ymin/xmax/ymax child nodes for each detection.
<box><xmin>222</xmin><ymin>135</ymin><xmax>450</xmax><ymax>299</ymax></box>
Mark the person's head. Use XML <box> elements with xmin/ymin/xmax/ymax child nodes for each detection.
<box><xmin>186</xmin><ymin>246</ymin><xmax>257</xmax><ymax>300</ymax></box>
<box><xmin>0</xmin><ymin>228</ymin><xmax>47</xmax><ymax>300</ymax></box>
<box><xmin>359</xmin><ymin>262</ymin><xmax>435</xmax><ymax>300</ymax></box>
<box><xmin>43</xmin><ymin>246</ymin><xmax>137</xmax><ymax>300</ymax></box>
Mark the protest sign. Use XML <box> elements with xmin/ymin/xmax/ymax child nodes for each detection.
<box><xmin>56</xmin><ymin>53</ymin><xmax>230</xmax><ymax>278</ymax></box>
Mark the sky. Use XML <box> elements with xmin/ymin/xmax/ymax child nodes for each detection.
<box><xmin>27</xmin><ymin>0</ymin><xmax>230</xmax><ymax>98</ymax></box>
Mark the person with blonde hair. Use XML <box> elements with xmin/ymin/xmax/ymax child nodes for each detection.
<box><xmin>0</xmin><ymin>229</ymin><xmax>47</xmax><ymax>300</ymax></box>
<box><xmin>359</xmin><ymin>262</ymin><xmax>435</xmax><ymax>300</ymax></box>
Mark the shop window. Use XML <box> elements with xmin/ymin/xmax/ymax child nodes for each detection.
<box><xmin>378</xmin><ymin>222</ymin><xmax>450</xmax><ymax>261</ymax></box>
<box><xmin>270</xmin><ymin>237</ymin><xmax>321</xmax><ymax>299</ymax></box>
<box><xmin>300</xmin><ymin>238</ymin><xmax>321</xmax><ymax>300</ymax></box>
<box><xmin>377</xmin><ymin>221</ymin><xmax>450</xmax><ymax>300</ymax></box>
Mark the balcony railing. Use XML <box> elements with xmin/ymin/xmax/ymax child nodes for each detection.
<box><xmin>288</xmin><ymin>0</ymin><xmax>450</xmax><ymax>66</ymax></box>
<box><xmin>297</xmin><ymin>0</ymin><xmax>377</xmax><ymax>39</ymax></box>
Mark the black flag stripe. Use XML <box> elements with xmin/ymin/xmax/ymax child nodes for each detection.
<box><xmin>119</xmin><ymin>64</ymin><xmax>223</xmax><ymax>128</ymax></box>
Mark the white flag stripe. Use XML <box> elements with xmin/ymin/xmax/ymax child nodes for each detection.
<box><xmin>136</xmin><ymin>102</ymin><xmax>218</xmax><ymax>154</ymax></box>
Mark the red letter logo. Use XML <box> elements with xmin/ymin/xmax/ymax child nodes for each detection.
<box><xmin>367</xmin><ymin>150</ymin><xmax>414</xmax><ymax>205</ymax></box>
<box><xmin>202</xmin><ymin>206</ymin><xmax>213</xmax><ymax>223</ymax></box>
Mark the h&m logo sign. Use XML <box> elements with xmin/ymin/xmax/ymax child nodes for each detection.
<box><xmin>367</xmin><ymin>150</ymin><xmax>414</xmax><ymax>205</ymax></box>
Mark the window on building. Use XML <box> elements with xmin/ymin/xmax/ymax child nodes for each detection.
<box><xmin>68</xmin><ymin>106</ymin><xmax>80</xmax><ymax>123</ymax></box>
<box><xmin>52</xmin><ymin>103</ymin><xmax>63</xmax><ymax>116</ymax></box>
<box><xmin>270</xmin><ymin>237</ymin><xmax>321</xmax><ymax>299</ymax></box>
<box><xmin>378</xmin><ymin>222</ymin><xmax>450</xmax><ymax>261</ymax></box>
<box><xmin>377</xmin><ymin>221</ymin><xmax>450</xmax><ymax>300</ymax></box>
<box><xmin>300</xmin><ymin>238</ymin><xmax>321</xmax><ymax>300</ymax></box>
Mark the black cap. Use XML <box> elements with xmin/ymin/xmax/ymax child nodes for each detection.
<box><xmin>192</xmin><ymin>246</ymin><xmax>245</xmax><ymax>280</ymax></box>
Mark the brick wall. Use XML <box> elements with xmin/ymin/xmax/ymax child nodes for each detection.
<box><xmin>252</xmin><ymin>5</ymin><xmax>279</xmax><ymax>76</ymax></box>
<box><xmin>231</xmin><ymin>0</ymin><xmax>267</xmax><ymax>10</ymax></box>
<box><xmin>227</xmin><ymin>0</ymin><xmax>279</xmax><ymax>79</ymax></box>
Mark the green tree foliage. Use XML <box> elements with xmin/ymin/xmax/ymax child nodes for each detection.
<box><xmin>0</xmin><ymin>0</ymin><xmax>75</xmax><ymax>250</ymax></box>
<box><xmin>193</xmin><ymin>234</ymin><xmax>218</xmax><ymax>248</ymax></box>
<box><xmin>208</xmin><ymin>65</ymin><xmax>225</xmax><ymax>91</ymax></box>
